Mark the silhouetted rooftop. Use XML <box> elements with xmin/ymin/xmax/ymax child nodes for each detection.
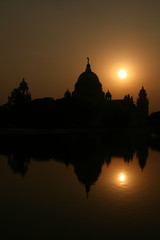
<box><xmin>72</xmin><ymin>58</ymin><xmax>104</xmax><ymax>103</ymax></box>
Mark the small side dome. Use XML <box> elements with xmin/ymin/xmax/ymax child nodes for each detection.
<box><xmin>19</xmin><ymin>78</ymin><xmax>29</xmax><ymax>93</ymax></box>
<box><xmin>139</xmin><ymin>86</ymin><xmax>147</xmax><ymax>98</ymax></box>
<box><xmin>64</xmin><ymin>89</ymin><xmax>71</xmax><ymax>98</ymax></box>
<box><xmin>105</xmin><ymin>90</ymin><xmax>112</xmax><ymax>101</ymax></box>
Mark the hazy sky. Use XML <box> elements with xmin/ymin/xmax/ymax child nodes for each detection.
<box><xmin>0</xmin><ymin>0</ymin><xmax>160</xmax><ymax>113</ymax></box>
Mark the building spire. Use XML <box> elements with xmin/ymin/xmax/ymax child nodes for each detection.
<box><xmin>86</xmin><ymin>57</ymin><xmax>91</xmax><ymax>72</ymax></box>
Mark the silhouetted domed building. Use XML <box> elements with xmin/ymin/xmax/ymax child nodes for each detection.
<box><xmin>18</xmin><ymin>78</ymin><xmax>31</xmax><ymax>102</ymax></box>
<box><xmin>71</xmin><ymin>59</ymin><xmax>149</xmax><ymax>127</ymax></box>
<box><xmin>64</xmin><ymin>89</ymin><xmax>71</xmax><ymax>98</ymax></box>
<box><xmin>105</xmin><ymin>90</ymin><xmax>112</xmax><ymax>101</ymax></box>
<box><xmin>72</xmin><ymin>58</ymin><xmax>104</xmax><ymax>106</ymax></box>
<box><xmin>137</xmin><ymin>86</ymin><xmax>149</xmax><ymax>109</ymax></box>
<box><xmin>137</xmin><ymin>86</ymin><xmax>149</xmax><ymax>125</ymax></box>
<box><xmin>6</xmin><ymin>78</ymin><xmax>31</xmax><ymax>108</ymax></box>
<box><xmin>19</xmin><ymin>78</ymin><xmax>29</xmax><ymax>94</ymax></box>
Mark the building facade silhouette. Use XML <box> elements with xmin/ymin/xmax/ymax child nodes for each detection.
<box><xmin>71</xmin><ymin>58</ymin><xmax>149</xmax><ymax>127</ymax></box>
<box><xmin>2</xmin><ymin>60</ymin><xmax>149</xmax><ymax>128</ymax></box>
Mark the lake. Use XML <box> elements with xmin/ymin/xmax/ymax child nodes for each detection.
<box><xmin>0</xmin><ymin>131</ymin><xmax>160</xmax><ymax>239</ymax></box>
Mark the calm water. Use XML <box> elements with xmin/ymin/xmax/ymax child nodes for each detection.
<box><xmin>0</xmin><ymin>132</ymin><xmax>160</xmax><ymax>239</ymax></box>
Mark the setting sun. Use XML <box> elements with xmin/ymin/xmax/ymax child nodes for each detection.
<box><xmin>118</xmin><ymin>70</ymin><xmax>127</xmax><ymax>79</ymax></box>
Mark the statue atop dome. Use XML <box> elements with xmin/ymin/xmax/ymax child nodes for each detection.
<box><xmin>86</xmin><ymin>57</ymin><xmax>91</xmax><ymax>72</ymax></box>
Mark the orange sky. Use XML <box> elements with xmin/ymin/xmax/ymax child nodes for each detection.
<box><xmin>0</xmin><ymin>0</ymin><xmax>160</xmax><ymax>113</ymax></box>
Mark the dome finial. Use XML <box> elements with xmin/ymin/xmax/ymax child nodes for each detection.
<box><xmin>86</xmin><ymin>57</ymin><xmax>91</xmax><ymax>72</ymax></box>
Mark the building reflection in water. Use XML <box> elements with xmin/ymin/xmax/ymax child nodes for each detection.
<box><xmin>0</xmin><ymin>131</ymin><xmax>158</xmax><ymax>197</ymax></box>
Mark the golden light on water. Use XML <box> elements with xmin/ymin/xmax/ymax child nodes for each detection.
<box><xmin>119</xmin><ymin>173</ymin><xmax>125</xmax><ymax>183</ymax></box>
<box><xmin>118</xmin><ymin>70</ymin><xmax>127</xmax><ymax>79</ymax></box>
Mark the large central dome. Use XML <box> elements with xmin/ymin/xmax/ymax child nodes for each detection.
<box><xmin>72</xmin><ymin>58</ymin><xmax>104</xmax><ymax>104</ymax></box>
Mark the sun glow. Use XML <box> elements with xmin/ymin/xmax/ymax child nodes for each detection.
<box><xmin>119</xmin><ymin>173</ymin><xmax>125</xmax><ymax>182</ymax></box>
<box><xmin>118</xmin><ymin>70</ymin><xmax>127</xmax><ymax>79</ymax></box>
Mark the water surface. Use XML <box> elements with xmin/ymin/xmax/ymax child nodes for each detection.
<box><xmin>0</xmin><ymin>132</ymin><xmax>160</xmax><ymax>239</ymax></box>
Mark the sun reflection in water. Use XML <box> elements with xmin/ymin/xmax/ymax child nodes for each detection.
<box><xmin>119</xmin><ymin>173</ymin><xmax>125</xmax><ymax>183</ymax></box>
